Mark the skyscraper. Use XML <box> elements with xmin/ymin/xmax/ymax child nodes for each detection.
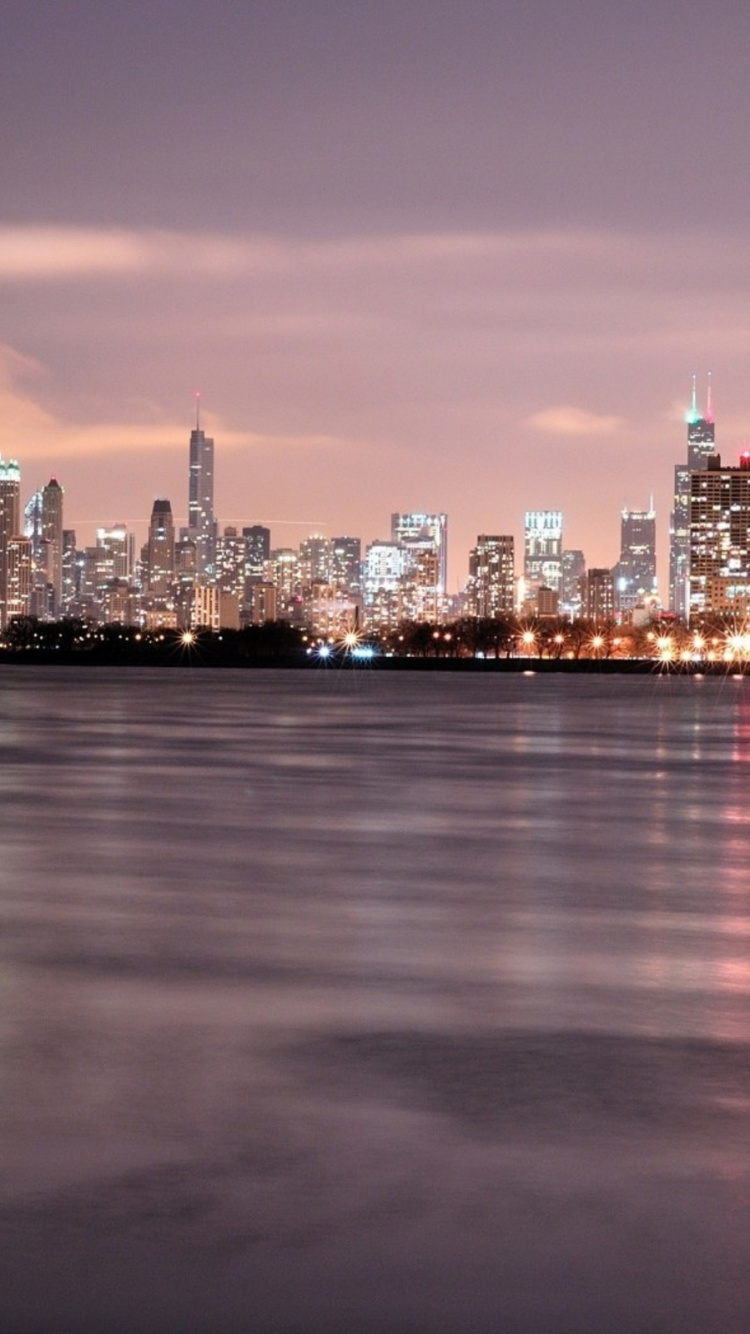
<box><xmin>391</xmin><ymin>513</ymin><xmax>448</xmax><ymax>594</ymax></box>
<box><xmin>391</xmin><ymin>512</ymin><xmax>448</xmax><ymax>619</ymax></box>
<box><xmin>614</xmin><ymin>506</ymin><xmax>656</xmax><ymax>611</ymax></box>
<box><xmin>147</xmin><ymin>499</ymin><xmax>175</xmax><ymax>595</ymax></box>
<box><xmin>689</xmin><ymin>451</ymin><xmax>750</xmax><ymax>618</ymax></box>
<box><xmin>466</xmin><ymin>535</ymin><xmax>515</xmax><ymax>618</ymax></box>
<box><xmin>188</xmin><ymin>398</ymin><xmax>215</xmax><ymax>578</ymax></box>
<box><xmin>0</xmin><ymin>457</ymin><xmax>21</xmax><ymax>630</ymax></box>
<box><xmin>41</xmin><ymin>477</ymin><xmax>64</xmax><ymax>615</ymax></box>
<box><xmin>330</xmin><ymin>536</ymin><xmax>362</xmax><ymax>596</ymax></box>
<box><xmin>670</xmin><ymin>375</ymin><xmax>715</xmax><ymax>616</ymax></box>
<box><xmin>524</xmin><ymin>511</ymin><xmax>563</xmax><ymax>592</ymax></box>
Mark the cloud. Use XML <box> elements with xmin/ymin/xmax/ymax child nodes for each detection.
<box><xmin>0</xmin><ymin>343</ymin><xmax>345</xmax><ymax>462</ymax></box>
<box><xmin>527</xmin><ymin>406</ymin><xmax>624</xmax><ymax>437</ymax></box>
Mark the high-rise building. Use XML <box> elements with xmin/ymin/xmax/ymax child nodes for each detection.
<box><xmin>188</xmin><ymin>399</ymin><xmax>215</xmax><ymax>578</ymax></box>
<box><xmin>41</xmin><ymin>478</ymin><xmax>64</xmax><ymax>615</ymax></box>
<box><xmin>61</xmin><ymin>530</ymin><xmax>78</xmax><ymax>611</ymax></box>
<box><xmin>330</xmin><ymin>536</ymin><xmax>362</xmax><ymax>596</ymax></box>
<box><xmin>560</xmin><ymin>549</ymin><xmax>586</xmax><ymax>618</ymax></box>
<box><xmin>524</xmin><ymin>511</ymin><xmax>563</xmax><ymax>593</ymax></box>
<box><xmin>670</xmin><ymin>375</ymin><xmax>715</xmax><ymax>616</ymax></box>
<box><xmin>391</xmin><ymin>513</ymin><xmax>448</xmax><ymax>593</ymax></box>
<box><xmin>583</xmin><ymin>568</ymin><xmax>615</xmax><ymax>623</ymax></box>
<box><xmin>689</xmin><ymin>451</ymin><xmax>750</xmax><ymax>618</ymax></box>
<box><xmin>362</xmin><ymin>540</ymin><xmax>409</xmax><ymax>632</ymax></box>
<box><xmin>466</xmin><ymin>535</ymin><xmax>515</xmax><ymax>618</ymax></box>
<box><xmin>243</xmin><ymin>525</ymin><xmax>271</xmax><ymax>581</ymax></box>
<box><xmin>298</xmin><ymin>535</ymin><xmax>331</xmax><ymax>588</ymax></box>
<box><xmin>147</xmin><ymin>499</ymin><xmax>175</xmax><ymax>595</ymax></box>
<box><xmin>614</xmin><ymin>506</ymin><xmax>656</xmax><ymax>611</ymax></box>
<box><xmin>5</xmin><ymin>537</ymin><xmax>32</xmax><ymax>621</ymax></box>
<box><xmin>0</xmin><ymin>456</ymin><xmax>21</xmax><ymax>629</ymax></box>
<box><xmin>216</xmin><ymin>526</ymin><xmax>246</xmax><ymax>599</ymax></box>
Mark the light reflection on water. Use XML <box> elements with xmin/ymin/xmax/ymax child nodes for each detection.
<box><xmin>0</xmin><ymin>668</ymin><xmax>749</xmax><ymax>1332</ymax></box>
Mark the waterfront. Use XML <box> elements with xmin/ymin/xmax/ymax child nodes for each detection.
<box><xmin>1</xmin><ymin>668</ymin><xmax>749</xmax><ymax>1332</ymax></box>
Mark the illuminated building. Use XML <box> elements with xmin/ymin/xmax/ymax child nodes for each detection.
<box><xmin>560</xmin><ymin>549</ymin><xmax>585</xmax><ymax>618</ymax></box>
<box><xmin>216</xmin><ymin>526</ymin><xmax>246</xmax><ymax>599</ymax></box>
<box><xmin>61</xmin><ymin>530</ymin><xmax>78</xmax><ymax>610</ymax></box>
<box><xmin>0</xmin><ymin>456</ymin><xmax>21</xmax><ymax>628</ymax></box>
<box><xmin>362</xmin><ymin>540</ymin><xmax>409</xmax><ymax>632</ymax></box>
<box><xmin>243</xmin><ymin>526</ymin><xmax>271</xmax><ymax>580</ymax></box>
<box><xmin>192</xmin><ymin>583</ymin><xmax>220</xmax><ymax>630</ymax></box>
<box><xmin>244</xmin><ymin>581</ymin><xmax>277</xmax><ymax>624</ymax></box>
<box><xmin>188</xmin><ymin>400</ymin><xmax>215</xmax><ymax>577</ymax></box>
<box><xmin>96</xmin><ymin>524</ymin><xmax>133</xmax><ymax>581</ymax></box>
<box><xmin>670</xmin><ymin>375</ymin><xmax>715</xmax><ymax>616</ymax></box>
<box><xmin>330</xmin><ymin>536</ymin><xmax>362</xmax><ymax>595</ymax></box>
<box><xmin>5</xmin><ymin>537</ymin><xmax>33</xmax><ymax>620</ymax></box>
<box><xmin>689</xmin><ymin>451</ymin><xmax>750</xmax><ymax>618</ymax></box>
<box><xmin>524</xmin><ymin>511</ymin><xmax>563</xmax><ymax>593</ymax></box>
<box><xmin>147</xmin><ymin>499</ymin><xmax>175</xmax><ymax>595</ymax></box>
<box><xmin>614</xmin><ymin>506</ymin><xmax>656</xmax><ymax>611</ymax></box>
<box><xmin>299</xmin><ymin>535</ymin><xmax>331</xmax><ymax>588</ymax></box>
<box><xmin>466</xmin><ymin>535</ymin><xmax>515</xmax><ymax>617</ymax></box>
<box><xmin>391</xmin><ymin>513</ymin><xmax>447</xmax><ymax>592</ymax></box>
<box><xmin>269</xmin><ymin>548</ymin><xmax>300</xmax><ymax>612</ymax></box>
<box><xmin>37</xmin><ymin>478</ymin><xmax>64</xmax><ymax>615</ymax></box>
<box><xmin>391</xmin><ymin>513</ymin><xmax>448</xmax><ymax>622</ymax></box>
<box><xmin>583</xmin><ymin>568</ymin><xmax>615</xmax><ymax>623</ymax></box>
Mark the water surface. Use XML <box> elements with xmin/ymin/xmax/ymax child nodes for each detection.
<box><xmin>1</xmin><ymin>668</ymin><xmax>749</xmax><ymax>1332</ymax></box>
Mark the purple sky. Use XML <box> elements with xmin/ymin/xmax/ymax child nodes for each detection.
<box><xmin>3</xmin><ymin>0</ymin><xmax>750</xmax><ymax>589</ymax></box>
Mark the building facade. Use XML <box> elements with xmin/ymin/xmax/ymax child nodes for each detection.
<box><xmin>466</xmin><ymin>534</ymin><xmax>515</xmax><ymax>618</ymax></box>
<box><xmin>689</xmin><ymin>452</ymin><xmax>750</xmax><ymax>618</ymax></box>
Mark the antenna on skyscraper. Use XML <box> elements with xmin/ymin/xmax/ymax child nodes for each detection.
<box><xmin>690</xmin><ymin>372</ymin><xmax>698</xmax><ymax>422</ymax></box>
<box><xmin>706</xmin><ymin>371</ymin><xmax>713</xmax><ymax>423</ymax></box>
<box><xmin>195</xmin><ymin>391</ymin><xmax>201</xmax><ymax>431</ymax></box>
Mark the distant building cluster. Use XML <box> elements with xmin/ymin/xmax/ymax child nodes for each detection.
<box><xmin>0</xmin><ymin>378</ymin><xmax>747</xmax><ymax>635</ymax></box>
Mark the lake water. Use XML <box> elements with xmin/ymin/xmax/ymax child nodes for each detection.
<box><xmin>1</xmin><ymin>666</ymin><xmax>749</xmax><ymax>1333</ymax></box>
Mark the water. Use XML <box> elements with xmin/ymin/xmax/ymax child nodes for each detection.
<box><xmin>1</xmin><ymin>667</ymin><xmax>749</xmax><ymax>1333</ymax></box>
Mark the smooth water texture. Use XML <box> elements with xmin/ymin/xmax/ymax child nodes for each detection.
<box><xmin>1</xmin><ymin>667</ymin><xmax>749</xmax><ymax>1332</ymax></box>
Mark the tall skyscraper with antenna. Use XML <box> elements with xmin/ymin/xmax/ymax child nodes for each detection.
<box><xmin>669</xmin><ymin>374</ymin><xmax>715</xmax><ymax>616</ymax></box>
<box><xmin>188</xmin><ymin>395</ymin><xmax>215</xmax><ymax>579</ymax></box>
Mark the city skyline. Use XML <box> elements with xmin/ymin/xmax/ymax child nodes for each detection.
<box><xmin>4</xmin><ymin>4</ymin><xmax>750</xmax><ymax>587</ymax></box>
<box><xmin>0</xmin><ymin>375</ymin><xmax>741</xmax><ymax>613</ymax></box>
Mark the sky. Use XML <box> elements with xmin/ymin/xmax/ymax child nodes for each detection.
<box><xmin>3</xmin><ymin>0</ymin><xmax>750</xmax><ymax>591</ymax></box>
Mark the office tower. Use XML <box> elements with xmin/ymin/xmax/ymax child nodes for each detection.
<box><xmin>560</xmin><ymin>549</ymin><xmax>586</xmax><ymax>618</ymax></box>
<box><xmin>188</xmin><ymin>400</ymin><xmax>215</xmax><ymax>578</ymax></box>
<box><xmin>216</xmin><ymin>526</ymin><xmax>246</xmax><ymax>599</ymax></box>
<box><xmin>466</xmin><ymin>535</ymin><xmax>515</xmax><ymax>618</ymax></box>
<box><xmin>175</xmin><ymin>534</ymin><xmax>197</xmax><ymax>585</ymax></box>
<box><xmin>0</xmin><ymin>456</ymin><xmax>21</xmax><ymax>629</ymax></box>
<box><xmin>670</xmin><ymin>375</ymin><xmax>715</xmax><ymax>616</ymax></box>
<box><xmin>524</xmin><ymin>511</ymin><xmax>563</xmax><ymax>592</ymax></box>
<box><xmin>96</xmin><ymin>525</ymin><xmax>134</xmax><ymax>581</ymax></box>
<box><xmin>583</xmin><ymin>568</ymin><xmax>615</xmax><ymax>623</ymax></box>
<box><xmin>330</xmin><ymin>536</ymin><xmax>362</xmax><ymax>595</ymax></box>
<box><xmin>362</xmin><ymin>540</ymin><xmax>410</xmax><ymax>632</ymax></box>
<box><xmin>61</xmin><ymin>530</ymin><xmax>78</xmax><ymax>611</ymax></box>
<box><xmin>147</xmin><ymin>499</ymin><xmax>175</xmax><ymax>595</ymax></box>
<box><xmin>689</xmin><ymin>451</ymin><xmax>750</xmax><ymax>618</ymax></box>
<box><xmin>391</xmin><ymin>513</ymin><xmax>448</xmax><ymax>594</ymax></box>
<box><xmin>298</xmin><ymin>535</ymin><xmax>331</xmax><ymax>588</ymax></box>
<box><xmin>614</xmin><ymin>506</ymin><xmax>656</xmax><ymax>611</ymax></box>
<box><xmin>243</xmin><ymin>525</ymin><xmax>271</xmax><ymax>580</ymax></box>
<box><xmin>244</xmin><ymin>581</ymin><xmax>277</xmax><ymax>625</ymax></box>
<box><xmin>5</xmin><ymin>537</ymin><xmax>33</xmax><ymax>620</ymax></box>
<box><xmin>192</xmin><ymin>584</ymin><xmax>220</xmax><ymax>630</ymax></box>
<box><xmin>40</xmin><ymin>477</ymin><xmax>64</xmax><ymax>614</ymax></box>
<box><xmin>268</xmin><ymin>548</ymin><xmax>301</xmax><ymax>617</ymax></box>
